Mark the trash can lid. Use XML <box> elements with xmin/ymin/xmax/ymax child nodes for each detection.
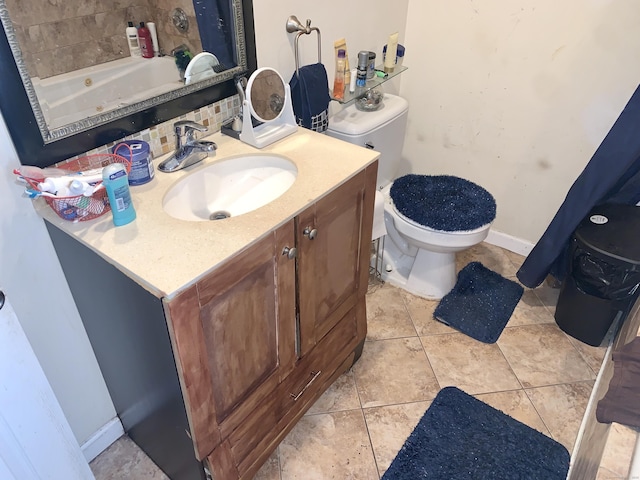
<box><xmin>575</xmin><ymin>204</ymin><xmax>640</xmax><ymax>265</ymax></box>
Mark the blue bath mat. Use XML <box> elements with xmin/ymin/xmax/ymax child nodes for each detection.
<box><xmin>434</xmin><ymin>261</ymin><xmax>524</xmax><ymax>343</ymax></box>
<box><xmin>390</xmin><ymin>174</ymin><xmax>496</xmax><ymax>231</ymax></box>
<box><xmin>382</xmin><ymin>387</ymin><xmax>570</xmax><ymax>480</ymax></box>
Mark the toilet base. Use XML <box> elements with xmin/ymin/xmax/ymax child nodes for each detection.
<box><xmin>381</xmin><ymin>239</ymin><xmax>457</xmax><ymax>300</ymax></box>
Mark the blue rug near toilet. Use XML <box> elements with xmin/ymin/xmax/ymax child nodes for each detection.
<box><xmin>382</xmin><ymin>386</ymin><xmax>570</xmax><ymax>480</ymax></box>
<box><xmin>434</xmin><ymin>262</ymin><xmax>524</xmax><ymax>343</ymax></box>
<box><xmin>390</xmin><ymin>174</ymin><xmax>496</xmax><ymax>231</ymax></box>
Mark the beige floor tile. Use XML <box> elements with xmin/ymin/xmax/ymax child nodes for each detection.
<box><xmin>597</xmin><ymin>423</ymin><xmax>637</xmax><ymax>479</ymax></box>
<box><xmin>279</xmin><ymin>410</ymin><xmax>378</xmax><ymax>480</ymax></box>
<box><xmin>306</xmin><ymin>369</ymin><xmax>360</xmax><ymax>415</ymax></box>
<box><xmin>525</xmin><ymin>381</ymin><xmax>594</xmax><ymax>452</ymax></box>
<box><xmin>507</xmin><ymin>288</ymin><xmax>556</xmax><ymax>327</ymax></box>
<box><xmin>420</xmin><ymin>333</ymin><xmax>521</xmax><ymax>394</ymax></box>
<box><xmin>363</xmin><ymin>401</ymin><xmax>431</xmax><ymax>477</ymax></box>
<box><xmin>456</xmin><ymin>242</ymin><xmax>519</xmax><ymax>278</ymax></box>
<box><xmin>504</xmin><ymin>250</ymin><xmax>526</xmax><ymax>269</ymax></box>
<box><xmin>475</xmin><ymin>390</ymin><xmax>550</xmax><ymax>436</ymax></box>
<box><xmin>567</xmin><ymin>335</ymin><xmax>608</xmax><ymax>375</ymax></box>
<box><xmin>498</xmin><ymin>324</ymin><xmax>595</xmax><ymax>388</ymax></box>
<box><xmin>254</xmin><ymin>448</ymin><xmax>281</xmax><ymax>480</ymax></box>
<box><xmin>532</xmin><ymin>282</ymin><xmax>561</xmax><ymax>315</ymax></box>
<box><xmin>401</xmin><ymin>290</ymin><xmax>457</xmax><ymax>336</ymax></box>
<box><xmin>366</xmin><ymin>283</ymin><xmax>417</xmax><ymax>340</ymax></box>
<box><xmin>90</xmin><ymin>436</ymin><xmax>169</xmax><ymax>480</ymax></box>
<box><xmin>353</xmin><ymin>337</ymin><xmax>440</xmax><ymax>408</ymax></box>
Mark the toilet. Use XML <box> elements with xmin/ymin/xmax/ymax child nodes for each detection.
<box><xmin>326</xmin><ymin>94</ymin><xmax>496</xmax><ymax>299</ymax></box>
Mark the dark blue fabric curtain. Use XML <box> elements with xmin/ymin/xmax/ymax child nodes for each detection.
<box><xmin>193</xmin><ymin>0</ymin><xmax>236</xmax><ymax>68</ymax></box>
<box><xmin>516</xmin><ymin>84</ymin><xmax>640</xmax><ymax>288</ymax></box>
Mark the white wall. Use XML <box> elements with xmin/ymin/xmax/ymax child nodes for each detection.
<box><xmin>0</xmin><ymin>113</ymin><xmax>116</xmax><ymax>445</ymax></box>
<box><xmin>400</xmin><ymin>0</ymin><xmax>640</xmax><ymax>243</ymax></box>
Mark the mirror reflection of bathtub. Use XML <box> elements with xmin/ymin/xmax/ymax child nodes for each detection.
<box><xmin>31</xmin><ymin>56</ymin><xmax>183</xmax><ymax>130</ymax></box>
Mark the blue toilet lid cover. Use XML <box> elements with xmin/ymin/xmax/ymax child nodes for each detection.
<box><xmin>390</xmin><ymin>174</ymin><xmax>496</xmax><ymax>231</ymax></box>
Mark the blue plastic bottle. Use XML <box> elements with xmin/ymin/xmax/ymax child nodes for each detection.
<box><xmin>102</xmin><ymin>163</ymin><xmax>136</xmax><ymax>226</ymax></box>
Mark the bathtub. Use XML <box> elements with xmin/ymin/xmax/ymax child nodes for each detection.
<box><xmin>31</xmin><ymin>56</ymin><xmax>183</xmax><ymax>129</ymax></box>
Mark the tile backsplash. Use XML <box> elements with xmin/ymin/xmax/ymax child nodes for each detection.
<box><xmin>57</xmin><ymin>94</ymin><xmax>241</xmax><ymax>169</ymax></box>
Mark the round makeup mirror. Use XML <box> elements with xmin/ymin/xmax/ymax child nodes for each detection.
<box><xmin>246</xmin><ymin>68</ymin><xmax>287</xmax><ymax>122</ymax></box>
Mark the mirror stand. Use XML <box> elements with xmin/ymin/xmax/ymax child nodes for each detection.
<box><xmin>239</xmin><ymin>83</ymin><xmax>297</xmax><ymax>149</ymax></box>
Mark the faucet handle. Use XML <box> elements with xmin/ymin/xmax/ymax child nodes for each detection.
<box><xmin>174</xmin><ymin>120</ymin><xmax>207</xmax><ymax>147</ymax></box>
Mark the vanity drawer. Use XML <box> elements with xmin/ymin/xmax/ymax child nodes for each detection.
<box><xmin>227</xmin><ymin>305</ymin><xmax>361</xmax><ymax>478</ymax></box>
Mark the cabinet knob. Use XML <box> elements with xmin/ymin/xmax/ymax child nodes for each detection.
<box><xmin>303</xmin><ymin>227</ymin><xmax>318</xmax><ymax>240</ymax></box>
<box><xmin>282</xmin><ymin>246</ymin><xmax>297</xmax><ymax>259</ymax></box>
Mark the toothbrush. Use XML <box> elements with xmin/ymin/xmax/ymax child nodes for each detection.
<box><xmin>24</xmin><ymin>188</ymin><xmax>59</xmax><ymax>199</ymax></box>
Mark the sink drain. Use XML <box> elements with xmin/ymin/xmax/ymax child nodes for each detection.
<box><xmin>209</xmin><ymin>210</ymin><xmax>231</xmax><ymax>220</ymax></box>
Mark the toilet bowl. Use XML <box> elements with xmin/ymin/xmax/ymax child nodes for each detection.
<box><xmin>381</xmin><ymin>182</ymin><xmax>493</xmax><ymax>299</ymax></box>
<box><xmin>326</xmin><ymin>93</ymin><xmax>496</xmax><ymax>299</ymax></box>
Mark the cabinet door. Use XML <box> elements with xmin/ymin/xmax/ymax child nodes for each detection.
<box><xmin>297</xmin><ymin>169</ymin><xmax>374</xmax><ymax>356</ymax></box>
<box><xmin>164</xmin><ymin>220</ymin><xmax>297</xmax><ymax>461</ymax></box>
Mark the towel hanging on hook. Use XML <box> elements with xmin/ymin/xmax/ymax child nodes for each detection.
<box><xmin>286</xmin><ymin>15</ymin><xmax>330</xmax><ymax>133</ymax></box>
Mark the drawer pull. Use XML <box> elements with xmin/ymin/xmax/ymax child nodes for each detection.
<box><xmin>290</xmin><ymin>370</ymin><xmax>321</xmax><ymax>401</ymax></box>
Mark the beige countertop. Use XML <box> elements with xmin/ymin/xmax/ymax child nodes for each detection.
<box><xmin>36</xmin><ymin>129</ymin><xmax>379</xmax><ymax>300</ymax></box>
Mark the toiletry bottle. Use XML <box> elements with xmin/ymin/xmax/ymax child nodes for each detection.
<box><xmin>147</xmin><ymin>22</ymin><xmax>160</xmax><ymax>57</ymax></box>
<box><xmin>349</xmin><ymin>68</ymin><xmax>357</xmax><ymax>93</ymax></box>
<box><xmin>333</xmin><ymin>49</ymin><xmax>346</xmax><ymax>100</ymax></box>
<box><xmin>138</xmin><ymin>22</ymin><xmax>154</xmax><ymax>59</ymax></box>
<box><xmin>356</xmin><ymin>51</ymin><xmax>368</xmax><ymax>87</ymax></box>
<box><xmin>102</xmin><ymin>163</ymin><xmax>136</xmax><ymax>226</ymax></box>
<box><xmin>126</xmin><ymin>21</ymin><xmax>141</xmax><ymax>57</ymax></box>
<box><xmin>384</xmin><ymin>32</ymin><xmax>399</xmax><ymax>73</ymax></box>
<box><xmin>367</xmin><ymin>52</ymin><xmax>376</xmax><ymax>80</ymax></box>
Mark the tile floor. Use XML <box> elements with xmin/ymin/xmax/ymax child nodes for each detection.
<box><xmin>90</xmin><ymin>243</ymin><xmax>638</xmax><ymax>480</ymax></box>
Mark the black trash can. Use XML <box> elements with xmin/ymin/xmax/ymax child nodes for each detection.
<box><xmin>555</xmin><ymin>204</ymin><xmax>640</xmax><ymax>346</ymax></box>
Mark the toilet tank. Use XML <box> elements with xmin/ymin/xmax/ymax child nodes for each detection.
<box><xmin>326</xmin><ymin>93</ymin><xmax>409</xmax><ymax>190</ymax></box>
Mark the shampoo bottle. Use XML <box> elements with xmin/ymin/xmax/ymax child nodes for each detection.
<box><xmin>102</xmin><ymin>163</ymin><xmax>136</xmax><ymax>226</ymax></box>
<box><xmin>138</xmin><ymin>22</ymin><xmax>154</xmax><ymax>59</ymax></box>
<box><xmin>126</xmin><ymin>21</ymin><xmax>141</xmax><ymax>57</ymax></box>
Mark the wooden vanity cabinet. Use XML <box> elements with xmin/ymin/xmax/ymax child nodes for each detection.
<box><xmin>164</xmin><ymin>165</ymin><xmax>377</xmax><ymax>480</ymax></box>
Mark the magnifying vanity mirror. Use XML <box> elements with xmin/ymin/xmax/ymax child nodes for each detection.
<box><xmin>238</xmin><ymin>67</ymin><xmax>297</xmax><ymax>149</ymax></box>
<box><xmin>0</xmin><ymin>0</ymin><xmax>256</xmax><ymax>168</ymax></box>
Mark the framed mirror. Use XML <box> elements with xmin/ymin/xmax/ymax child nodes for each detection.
<box><xmin>0</xmin><ymin>0</ymin><xmax>256</xmax><ymax>168</ymax></box>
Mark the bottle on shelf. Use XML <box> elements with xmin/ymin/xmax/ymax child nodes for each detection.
<box><xmin>333</xmin><ymin>49</ymin><xmax>346</xmax><ymax>100</ymax></box>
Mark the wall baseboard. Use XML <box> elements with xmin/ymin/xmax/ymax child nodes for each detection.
<box><xmin>80</xmin><ymin>416</ymin><xmax>123</xmax><ymax>462</ymax></box>
<box><xmin>485</xmin><ymin>229</ymin><xmax>534</xmax><ymax>258</ymax></box>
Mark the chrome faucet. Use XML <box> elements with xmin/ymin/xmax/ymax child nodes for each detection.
<box><xmin>157</xmin><ymin>120</ymin><xmax>217</xmax><ymax>172</ymax></box>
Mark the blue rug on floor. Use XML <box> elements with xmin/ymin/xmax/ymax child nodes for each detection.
<box><xmin>382</xmin><ymin>387</ymin><xmax>570</xmax><ymax>480</ymax></box>
<box><xmin>434</xmin><ymin>261</ymin><xmax>524</xmax><ymax>343</ymax></box>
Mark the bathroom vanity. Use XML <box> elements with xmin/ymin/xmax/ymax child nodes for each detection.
<box><xmin>39</xmin><ymin>130</ymin><xmax>378</xmax><ymax>479</ymax></box>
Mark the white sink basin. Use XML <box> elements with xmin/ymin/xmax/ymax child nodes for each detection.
<box><xmin>162</xmin><ymin>154</ymin><xmax>297</xmax><ymax>221</ymax></box>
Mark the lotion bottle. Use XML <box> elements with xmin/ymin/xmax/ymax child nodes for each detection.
<box><xmin>126</xmin><ymin>22</ymin><xmax>141</xmax><ymax>57</ymax></box>
<box><xmin>102</xmin><ymin>163</ymin><xmax>136</xmax><ymax>226</ymax></box>
<box><xmin>333</xmin><ymin>49</ymin><xmax>346</xmax><ymax>100</ymax></box>
<box><xmin>147</xmin><ymin>22</ymin><xmax>160</xmax><ymax>56</ymax></box>
<box><xmin>138</xmin><ymin>22</ymin><xmax>154</xmax><ymax>59</ymax></box>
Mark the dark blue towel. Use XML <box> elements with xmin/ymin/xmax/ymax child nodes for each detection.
<box><xmin>289</xmin><ymin>63</ymin><xmax>331</xmax><ymax>132</ymax></box>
